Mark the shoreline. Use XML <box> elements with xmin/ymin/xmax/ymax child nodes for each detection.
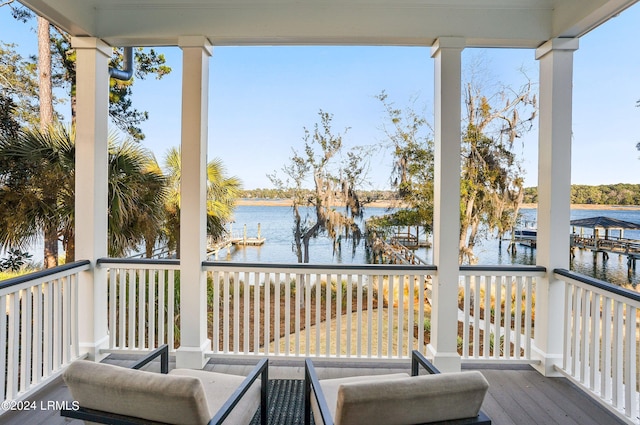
<box><xmin>235</xmin><ymin>199</ymin><xmax>403</xmax><ymax>208</ymax></box>
<box><xmin>521</xmin><ymin>203</ymin><xmax>640</xmax><ymax>211</ymax></box>
<box><xmin>237</xmin><ymin>198</ymin><xmax>640</xmax><ymax>211</ymax></box>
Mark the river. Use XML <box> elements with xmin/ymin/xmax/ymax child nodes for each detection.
<box><xmin>5</xmin><ymin>204</ymin><xmax>639</xmax><ymax>289</ymax></box>
<box><xmin>220</xmin><ymin>205</ymin><xmax>640</xmax><ymax>290</ymax></box>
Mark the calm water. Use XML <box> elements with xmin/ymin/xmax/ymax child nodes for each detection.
<box><xmin>6</xmin><ymin>205</ymin><xmax>638</xmax><ymax>289</ymax></box>
<box><xmin>219</xmin><ymin>205</ymin><xmax>640</xmax><ymax>290</ymax></box>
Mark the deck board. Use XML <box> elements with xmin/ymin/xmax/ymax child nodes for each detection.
<box><xmin>479</xmin><ymin>367</ymin><xmax>565</xmax><ymax>425</ymax></box>
<box><xmin>481</xmin><ymin>390</ymin><xmax>517</xmax><ymax>425</ymax></box>
<box><xmin>0</xmin><ymin>355</ymin><xmax>628</xmax><ymax>425</ymax></box>
<box><xmin>512</xmin><ymin>368</ymin><xmax>583</xmax><ymax>424</ymax></box>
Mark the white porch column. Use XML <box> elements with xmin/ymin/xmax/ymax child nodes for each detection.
<box><xmin>534</xmin><ymin>38</ymin><xmax>579</xmax><ymax>376</ymax></box>
<box><xmin>176</xmin><ymin>36</ymin><xmax>212</xmax><ymax>369</ymax></box>
<box><xmin>427</xmin><ymin>37</ymin><xmax>465</xmax><ymax>372</ymax></box>
<box><xmin>72</xmin><ymin>37</ymin><xmax>111</xmax><ymax>361</ymax></box>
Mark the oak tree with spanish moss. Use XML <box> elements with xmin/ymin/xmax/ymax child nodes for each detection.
<box><xmin>270</xmin><ymin>111</ymin><xmax>368</xmax><ymax>263</ymax></box>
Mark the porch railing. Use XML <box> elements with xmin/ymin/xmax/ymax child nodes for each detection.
<box><xmin>7</xmin><ymin>258</ymin><xmax>640</xmax><ymax>423</ymax></box>
<box><xmin>458</xmin><ymin>266</ymin><xmax>545</xmax><ymax>362</ymax></box>
<box><xmin>98</xmin><ymin>258</ymin><xmax>180</xmax><ymax>353</ymax></box>
<box><xmin>6</xmin><ymin>258</ymin><xmax>640</xmax><ymax>425</ymax></box>
<box><xmin>0</xmin><ymin>260</ymin><xmax>90</xmax><ymax>406</ymax></box>
<box><xmin>555</xmin><ymin>268</ymin><xmax>640</xmax><ymax>424</ymax></box>
<box><xmin>203</xmin><ymin>262</ymin><xmax>436</xmax><ymax>360</ymax></box>
<box><xmin>98</xmin><ymin>260</ymin><xmax>544</xmax><ymax>362</ymax></box>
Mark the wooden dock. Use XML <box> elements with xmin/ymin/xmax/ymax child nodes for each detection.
<box><xmin>568</xmin><ymin>216</ymin><xmax>640</xmax><ymax>269</ymax></box>
<box><xmin>390</xmin><ymin>232</ymin><xmax>431</xmax><ymax>249</ymax></box>
<box><xmin>509</xmin><ymin>231</ymin><xmax>640</xmax><ymax>270</ymax></box>
<box><xmin>366</xmin><ymin>225</ymin><xmax>432</xmax><ymax>265</ymax></box>
<box><xmin>513</xmin><ymin>238</ymin><xmax>536</xmax><ymax>249</ymax></box>
<box><xmin>207</xmin><ymin>237</ymin><xmax>233</xmax><ymax>257</ymax></box>
<box><xmin>231</xmin><ymin>223</ymin><xmax>265</xmax><ymax>246</ymax></box>
<box><xmin>207</xmin><ymin>224</ymin><xmax>265</xmax><ymax>258</ymax></box>
<box><xmin>368</xmin><ymin>235</ymin><xmax>429</xmax><ymax>266</ymax></box>
<box><xmin>571</xmin><ymin>234</ymin><xmax>640</xmax><ymax>269</ymax></box>
<box><xmin>231</xmin><ymin>236</ymin><xmax>266</xmax><ymax>246</ymax></box>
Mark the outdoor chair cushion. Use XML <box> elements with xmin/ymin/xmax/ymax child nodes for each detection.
<box><xmin>310</xmin><ymin>372</ymin><xmax>409</xmax><ymax>423</ymax></box>
<box><xmin>63</xmin><ymin>360</ymin><xmax>260</xmax><ymax>425</ymax></box>
<box><xmin>312</xmin><ymin>371</ymin><xmax>489</xmax><ymax>425</ymax></box>
<box><xmin>170</xmin><ymin>368</ymin><xmax>261</xmax><ymax>424</ymax></box>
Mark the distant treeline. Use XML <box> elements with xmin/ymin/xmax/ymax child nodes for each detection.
<box><xmin>243</xmin><ymin>184</ymin><xmax>640</xmax><ymax>206</ymax></box>
<box><xmin>523</xmin><ymin>184</ymin><xmax>640</xmax><ymax>205</ymax></box>
<box><xmin>240</xmin><ymin>188</ymin><xmax>396</xmax><ymax>202</ymax></box>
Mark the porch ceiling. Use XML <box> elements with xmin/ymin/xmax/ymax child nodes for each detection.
<box><xmin>18</xmin><ymin>0</ymin><xmax>639</xmax><ymax>48</ymax></box>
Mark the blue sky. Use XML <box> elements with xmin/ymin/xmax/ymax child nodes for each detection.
<box><xmin>1</xmin><ymin>4</ymin><xmax>639</xmax><ymax>190</ymax></box>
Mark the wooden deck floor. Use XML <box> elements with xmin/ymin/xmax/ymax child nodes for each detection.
<box><xmin>0</xmin><ymin>355</ymin><xmax>627</xmax><ymax>425</ymax></box>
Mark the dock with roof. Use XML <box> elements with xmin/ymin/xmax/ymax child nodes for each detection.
<box><xmin>570</xmin><ymin>216</ymin><xmax>640</xmax><ymax>269</ymax></box>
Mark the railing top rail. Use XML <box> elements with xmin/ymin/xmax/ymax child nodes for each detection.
<box><xmin>554</xmin><ymin>268</ymin><xmax>640</xmax><ymax>303</ymax></box>
<box><xmin>94</xmin><ymin>259</ymin><xmax>550</xmax><ymax>276</ymax></box>
<box><xmin>97</xmin><ymin>257</ymin><xmax>180</xmax><ymax>267</ymax></box>
<box><xmin>0</xmin><ymin>260</ymin><xmax>91</xmax><ymax>291</ymax></box>
<box><xmin>202</xmin><ymin>261</ymin><xmax>437</xmax><ymax>273</ymax></box>
<box><xmin>460</xmin><ymin>265</ymin><xmax>547</xmax><ymax>275</ymax></box>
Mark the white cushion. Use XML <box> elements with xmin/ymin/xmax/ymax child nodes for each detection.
<box><xmin>63</xmin><ymin>361</ymin><xmax>262</xmax><ymax>425</ymax></box>
<box><xmin>171</xmin><ymin>368</ymin><xmax>261</xmax><ymax>425</ymax></box>
<box><xmin>314</xmin><ymin>371</ymin><xmax>489</xmax><ymax>425</ymax></box>
<box><xmin>64</xmin><ymin>360</ymin><xmax>210</xmax><ymax>424</ymax></box>
<box><xmin>312</xmin><ymin>373</ymin><xmax>409</xmax><ymax>423</ymax></box>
